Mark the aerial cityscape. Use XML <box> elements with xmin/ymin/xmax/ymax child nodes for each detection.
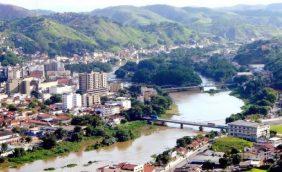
<box><xmin>0</xmin><ymin>0</ymin><xmax>281</xmax><ymax>172</ymax></box>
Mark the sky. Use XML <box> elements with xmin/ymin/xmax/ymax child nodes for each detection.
<box><xmin>0</xmin><ymin>0</ymin><xmax>281</xmax><ymax>12</ymax></box>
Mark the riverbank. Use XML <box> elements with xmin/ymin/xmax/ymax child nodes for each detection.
<box><xmin>0</xmin><ymin>121</ymin><xmax>158</xmax><ymax>171</ymax></box>
<box><xmin>161</xmin><ymin>103</ymin><xmax>179</xmax><ymax>119</ymax></box>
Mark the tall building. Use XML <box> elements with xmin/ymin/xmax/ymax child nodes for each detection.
<box><xmin>82</xmin><ymin>93</ymin><xmax>100</xmax><ymax>107</ymax></box>
<box><xmin>6</xmin><ymin>79</ymin><xmax>21</xmax><ymax>95</ymax></box>
<box><xmin>44</xmin><ymin>61</ymin><xmax>65</xmax><ymax>72</ymax></box>
<box><xmin>79</xmin><ymin>72</ymin><xmax>108</xmax><ymax>93</ymax></box>
<box><xmin>228</xmin><ymin>120</ymin><xmax>270</xmax><ymax>142</ymax></box>
<box><xmin>62</xmin><ymin>93</ymin><xmax>82</xmax><ymax>111</ymax></box>
<box><xmin>20</xmin><ymin>80</ymin><xmax>31</xmax><ymax>95</ymax></box>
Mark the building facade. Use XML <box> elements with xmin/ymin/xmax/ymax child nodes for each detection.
<box><xmin>62</xmin><ymin>93</ymin><xmax>82</xmax><ymax>110</ymax></box>
<box><xmin>228</xmin><ymin>120</ymin><xmax>270</xmax><ymax>142</ymax></box>
<box><xmin>79</xmin><ymin>72</ymin><xmax>108</xmax><ymax>93</ymax></box>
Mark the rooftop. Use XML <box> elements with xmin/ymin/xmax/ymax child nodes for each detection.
<box><xmin>228</xmin><ymin>120</ymin><xmax>267</xmax><ymax>128</ymax></box>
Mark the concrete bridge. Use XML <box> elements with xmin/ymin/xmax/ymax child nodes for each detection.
<box><xmin>143</xmin><ymin>117</ymin><xmax>228</xmax><ymax>130</ymax></box>
<box><xmin>161</xmin><ymin>83</ymin><xmax>234</xmax><ymax>92</ymax></box>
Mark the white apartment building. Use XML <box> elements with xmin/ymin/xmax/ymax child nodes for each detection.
<box><xmin>105</xmin><ymin>98</ymin><xmax>131</xmax><ymax>110</ymax></box>
<box><xmin>96</xmin><ymin>106</ymin><xmax>121</xmax><ymax>117</ymax></box>
<box><xmin>62</xmin><ymin>93</ymin><xmax>82</xmax><ymax>111</ymax></box>
<box><xmin>228</xmin><ymin>120</ymin><xmax>270</xmax><ymax>142</ymax></box>
<box><xmin>49</xmin><ymin>85</ymin><xmax>73</xmax><ymax>94</ymax></box>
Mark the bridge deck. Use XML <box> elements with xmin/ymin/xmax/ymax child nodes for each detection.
<box><xmin>143</xmin><ymin>117</ymin><xmax>227</xmax><ymax>129</ymax></box>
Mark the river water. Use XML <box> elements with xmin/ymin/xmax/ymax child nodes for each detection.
<box><xmin>5</xmin><ymin>77</ymin><xmax>244</xmax><ymax>172</ymax></box>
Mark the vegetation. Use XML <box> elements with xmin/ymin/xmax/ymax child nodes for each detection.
<box><xmin>270</xmin><ymin>125</ymin><xmax>282</xmax><ymax>135</ymax></box>
<box><xmin>91</xmin><ymin>5</ymin><xmax>282</xmax><ymax>41</ymax></box>
<box><xmin>117</xmin><ymin>58</ymin><xmax>201</xmax><ymax>87</ymax></box>
<box><xmin>195</xmin><ymin>57</ymin><xmax>237</xmax><ymax>82</ymax></box>
<box><xmin>265</xmin><ymin>48</ymin><xmax>282</xmax><ymax>89</ymax></box>
<box><xmin>226</xmin><ymin>77</ymin><xmax>278</xmax><ymax>123</ymax></box>
<box><xmin>124</xmin><ymin>90</ymin><xmax>173</xmax><ymax>121</ymax></box>
<box><xmin>0</xmin><ymin>49</ymin><xmax>23</xmax><ymax>66</ymax></box>
<box><xmin>44</xmin><ymin>94</ymin><xmax>62</xmax><ymax>105</ymax></box>
<box><xmin>211</xmin><ymin>137</ymin><xmax>253</xmax><ymax>153</ymax></box>
<box><xmin>0</xmin><ymin>120</ymin><xmax>154</xmax><ymax>169</ymax></box>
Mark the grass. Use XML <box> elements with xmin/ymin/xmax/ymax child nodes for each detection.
<box><xmin>212</xmin><ymin>136</ymin><xmax>253</xmax><ymax>153</ymax></box>
<box><xmin>270</xmin><ymin>125</ymin><xmax>282</xmax><ymax>134</ymax></box>
<box><xmin>161</xmin><ymin>103</ymin><xmax>179</xmax><ymax>119</ymax></box>
<box><xmin>248</xmin><ymin>168</ymin><xmax>267</xmax><ymax>172</ymax></box>
<box><xmin>118</xmin><ymin>120</ymin><xmax>157</xmax><ymax>137</ymax></box>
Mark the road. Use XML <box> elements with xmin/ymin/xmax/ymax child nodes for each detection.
<box><xmin>262</xmin><ymin>117</ymin><xmax>282</xmax><ymax>125</ymax></box>
<box><xmin>166</xmin><ymin>144</ymin><xmax>210</xmax><ymax>172</ymax></box>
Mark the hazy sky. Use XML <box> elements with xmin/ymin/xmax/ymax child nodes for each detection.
<box><xmin>0</xmin><ymin>0</ymin><xmax>281</xmax><ymax>12</ymax></box>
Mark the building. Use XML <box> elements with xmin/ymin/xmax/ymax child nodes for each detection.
<box><xmin>118</xmin><ymin>163</ymin><xmax>143</xmax><ymax>172</ymax></box>
<box><xmin>228</xmin><ymin>120</ymin><xmax>270</xmax><ymax>142</ymax></box>
<box><xmin>6</xmin><ymin>79</ymin><xmax>21</xmax><ymax>95</ymax></box>
<box><xmin>105</xmin><ymin>97</ymin><xmax>131</xmax><ymax>110</ymax></box>
<box><xmin>268</xmin><ymin>137</ymin><xmax>282</xmax><ymax>147</ymax></box>
<box><xmin>79</xmin><ymin>72</ymin><xmax>108</xmax><ymax>93</ymax></box>
<box><xmin>6</xmin><ymin>78</ymin><xmax>32</xmax><ymax>96</ymax></box>
<box><xmin>109</xmin><ymin>82</ymin><xmax>124</xmax><ymax>92</ymax></box>
<box><xmin>62</xmin><ymin>93</ymin><xmax>82</xmax><ymax>110</ymax></box>
<box><xmin>0</xmin><ymin>130</ymin><xmax>20</xmax><ymax>144</ymax></box>
<box><xmin>49</xmin><ymin>85</ymin><xmax>73</xmax><ymax>94</ymax></box>
<box><xmin>44</xmin><ymin>61</ymin><xmax>65</xmax><ymax>72</ymax></box>
<box><xmin>96</xmin><ymin>105</ymin><xmax>121</xmax><ymax>117</ymax></box>
<box><xmin>82</xmin><ymin>93</ymin><xmax>100</xmax><ymax>107</ymax></box>
<box><xmin>20</xmin><ymin>79</ymin><xmax>31</xmax><ymax>95</ymax></box>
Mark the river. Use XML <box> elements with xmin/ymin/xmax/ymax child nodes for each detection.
<box><xmin>5</xmin><ymin>77</ymin><xmax>244</xmax><ymax>172</ymax></box>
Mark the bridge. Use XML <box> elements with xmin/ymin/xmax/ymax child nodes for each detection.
<box><xmin>161</xmin><ymin>83</ymin><xmax>234</xmax><ymax>92</ymax></box>
<box><xmin>143</xmin><ymin>117</ymin><xmax>228</xmax><ymax>130</ymax></box>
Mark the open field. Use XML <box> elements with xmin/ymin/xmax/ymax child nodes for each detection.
<box><xmin>270</xmin><ymin>125</ymin><xmax>282</xmax><ymax>134</ymax></box>
<box><xmin>211</xmin><ymin>136</ymin><xmax>253</xmax><ymax>153</ymax></box>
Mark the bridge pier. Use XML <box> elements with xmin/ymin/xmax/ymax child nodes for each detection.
<box><xmin>180</xmin><ymin>123</ymin><xmax>183</xmax><ymax>129</ymax></box>
<box><xmin>199</xmin><ymin>126</ymin><xmax>203</xmax><ymax>132</ymax></box>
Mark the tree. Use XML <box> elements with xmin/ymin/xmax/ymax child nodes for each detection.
<box><xmin>74</xmin><ymin>126</ymin><xmax>82</xmax><ymax>133</ymax></box>
<box><xmin>231</xmin><ymin>154</ymin><xmax>241</xmax><ymax>165</ymax></box>
<box><xmin>230</xmin><ymin>148</ymin><xmax>239</xmax><ymax>155</ymax></box>
<box><xmin>7</xmin><ymin>104</ymin><xmax>17</xmax><ymax>111</ymax></box>
<box><xmin>45</xmin><ymin>94</ymin><xmax>62</xmax><ymax>105</ymax></box>
<box><xmin>202</xmin><ymin>161</ymin><xmax>215</xmax><ymax>170</ymax></box>
<box><xmin>25</xmin><ymin>136</ymin><xmax>32</xmax><ymax>143</ymax></box>
<box><xmin>155</xmin><ymin>150</ymin><xmax>171</xmax><ymax>166</ymax></box>
<box><xmin>115</xmin><ymin>129</ymin><xmax>133</xmax><ymax>142</ymax></box>
<box><xmin>42</xmin><ymin>134</ymin><xmax>57</xmax><ymax>149</ymax></box>
<box><xmin>71</xmin><ymin>115</ymin><xmax>103</xmax><ymax>127</ymax></box>
<box><xmin>11</xmin><ymin>148</ymin><xmax>25</xmax><ymax>158</ymax></box>
<box><xmin>0</xmin><ymin>156</ymin><xmax>4</xmax><ymax>163</ymax></box>
<box><xmin>70</xmin><ymin>133</ymin><xmax>83</xmax><ymax>142</ymax></box>
<box><xmin>219</xmin><ymin>157</ymin><xmax>229</xmax><ymax>168</ymax></box>
<box><xmin>1</xmin><ymin>143</ymin><xmax>8</xmax><ymax>153</ymax></box>
<box><xmin>54</xmin><ymin>128</ymin><xmax>67</xmax><ymax>140</ymax></box>
<box><xmin>115</xmin><ymin>69</ymin><xmax>127</xmax><ymax>78</ymax></box>
<box><xmin>270</xmin><ymin>130</ymin><xmax>277</xmax><ymax>137</ymax></box>
<box><xmin>176</xmin><ymin>138</ymin><xmax>186</xmax><ymax>148</ymax></box>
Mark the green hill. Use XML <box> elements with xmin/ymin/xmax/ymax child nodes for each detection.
<box><xmin>0</xmin><ymin>17</ymin><xmax>97</xmax><ymax>56</ymax></box>
<box><xmin>91</xmin><ymin>5</ymin><xmax>282</xmax><ymax>41</ymax></box>
<box><xmin>0</xmin><ymin>3</ymin><xmax>36</xmax><ymax>20</ymax></box>
<box><xmin>90</xmin><ymin>6</ymin><xmax>171</xmax><ymax>26</ymax></box>
<box><xmin>49</xmin><ymin>13</ymin><xmax>194</xmax><ymax>51</ymax></box>
<box><xmin>234</xmin><ymin>38</ymin><xmax>282</xmax><ymax>65</ymax></box>
<box><xmin>0</xmin><ymin>14</ymin><xmax>195</xmax><ymax>55</ymax></box>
